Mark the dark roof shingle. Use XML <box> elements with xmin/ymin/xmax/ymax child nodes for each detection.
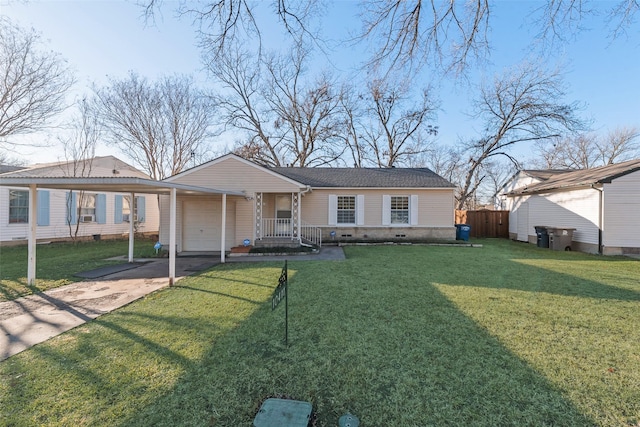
<box><xmin>269</xmin><ymin>166</ymin><xmax>455</xmax><ymax>188</ymax></box>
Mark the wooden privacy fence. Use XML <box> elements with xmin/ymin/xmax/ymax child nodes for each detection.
<box><xmin>455</xmin><ymin>210</ymin><xmax>510</xmax><ymax>239</ymax></box>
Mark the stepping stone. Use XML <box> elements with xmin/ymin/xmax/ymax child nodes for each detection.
<box><xmin>253</xmin><ymin>398</ymin><xmax>312</xmax><ymax>427</ymax></box>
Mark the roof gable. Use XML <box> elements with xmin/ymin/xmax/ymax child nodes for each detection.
<box><xmin>165</xmin><ymin>153</ymin><xmax>304</xmax><ymax>187</ymax></box>
<box><xmin>1</xmin><ymin>156</ymin><xmax>150</xmax><ymax>179</ymax></box>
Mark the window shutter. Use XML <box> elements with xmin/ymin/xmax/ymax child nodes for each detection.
<box><xmin>66</xmin><ymin>191</ymin><xmax>77</xmax><ymax>224</ymax></box>
<box><xmin>137</xmin><ymin>196</ymin><xmax>146</xmax><ymax>223</ymax></box>
<box><xmin>96</xmin><ymin>194</ymin><xmax>107</xmax><ymax>224</ymax></box>
<box><xmin>410</xmin><ymin>195</ymin><xmax>419</xmax><ymax>225</ymax></box>
<box><xmin>37</xmin><ymin>190</ymin><xmax>50</xmax><ymax>226</ymax></box>
<box><xmin>356</xmin><ymin>195</ymin><xmax>365</xmax><ymax>225</ymax></box>
<box><xmin>328</xmin><ymin>195</ymin><xmax>337</xmax><ymax>226</ymax></box>
<box><xmin>382</xmin><ymin>195</ymin><xmax>391</xmax><ymax>225</ymax></box>
<box><xmin>114</xmin><ymin>195</ymin><xmax>123</xmax><ymax>224</ymax></box>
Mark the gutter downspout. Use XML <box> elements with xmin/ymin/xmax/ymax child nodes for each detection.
<box><xmin>592</xmin><ymin>184</ymin><xmax>604</xmax><ymax>254</ymax></box>
<box><xmin>300</xmin><ymin>185</ymin><xmax>312</xmax><ymax>196</ymax></box>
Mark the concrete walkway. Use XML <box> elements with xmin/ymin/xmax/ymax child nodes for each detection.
<box><xmin>0</xmin><ymin>247</ymin><xmax>344</xmax><ymax>361</ymax></box>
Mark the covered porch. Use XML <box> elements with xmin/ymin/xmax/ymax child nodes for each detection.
<box><xmin>253</xmin><ymin>191</ymin><xmax>322</xmax><ymax>248</ymax></box>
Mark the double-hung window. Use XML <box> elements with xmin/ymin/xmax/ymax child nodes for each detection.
<box><xmin>9</xmin><ymin>190</ymin><xmax>29</xmax><ymax>224</ymax></box>
<box><xmin>329</xmin><ymin>194</ymin><xmax>364</xmax><ymax>226</ymax></box>
<box><xmin>383</xmin><ymin>195</ymin><xmax>418</xmax><ymax>226</ymax></box>
<box><xmin>337</xmin><ymin>196</ymin><xmax>356</xmax><ymax>224</ymax></box>
<box><xmin>390</xmin><ymin>196</ymin><xmax>409</xmax><ymax>224</ymax></box>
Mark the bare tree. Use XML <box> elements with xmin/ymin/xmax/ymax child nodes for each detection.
<box><xmin>361</xmin><ymin>79</ymin><xmax>438</xmax><ymax>167</ymax></box>
<box><xmin>596</xmin><ymin>126</ymin><xmax>639</xmax><ymax>164</ymax></box>
<box><xmin>0</xmin><ymin>152</ymin><xmax>26</xmax><ymax>167</ymax></box>
<box><xmin>457</xmin><ymin>62</ymin><xmax>584</xmax><ymax>209</ymax></box>
<box><xmin>207</xmin><ymin>46</ymin><xmax>285</xmax><ymax>166</ymax></box>
<box><xmin>58</xmin><ymin>98</ymin><xmax>100</xmax><ymax>240</ymax></box>
<box><xmin>338</xmin><ymin>85</ymin><xmax>367</xmax><ymax>167</ymax></box>
<box><xmin>142</xmin><ymin>0</ymin><xmax>322</xmax><ymax>59</ymax></box>
<box><xmin>209</xmin><ymin>42</ymin><xmax>346</xmax><ymax>167</ymax></box>
<box><xmin>140</xmin><ymin>1</ymin><xmax>637</xmax><ymax>78</ymax></box>
<box><xmin>93</xmin><ymin>72</ymin><xmax>216</xmax><ymax>180</ymax></box>
<box><xmin>533</xmin><ymin>126</ymin><xmax>639</xmax><ymax>168</ymax></box>
<box><xmin>358</xmin><ymin>0</ymin><xmax>490</xmax><ymax>76</ymax></box>
<box><xmin>533</xmin><ymin>133</ymin><xmax>598</xmax><ymax>169</ymax></box>
<box><xmin>0</xmin><ymin>17</ymin><xmax>76</xmax><ymax>148</ymax></box>
<box><xmin>264</xmin><ymin>47</ymin><xmax>346</xmax><ymax>166</ymax></box>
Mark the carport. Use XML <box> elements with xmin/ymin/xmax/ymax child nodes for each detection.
<box><xmin>0</xmin><ymin>176</ymin><xmax>244</xmax><ymax>286</ymax></box>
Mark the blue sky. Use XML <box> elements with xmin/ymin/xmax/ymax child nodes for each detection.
<box><xmin>3</xmin><ymin>0</ymin><xmax>639</xmax><ymax>166</ymax></box>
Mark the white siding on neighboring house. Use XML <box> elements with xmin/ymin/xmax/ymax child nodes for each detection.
<box><xmin>509</xmin><ymin>189</ymin><xmax>600</xmax><ymax>246</ymax></box>
<box><xmin>1</xmin><ymin>188</ymin><xmax>159</xmax><ymax>243</ymax></box>
<box><xmin>603</xmin><ymin>171</ymin><xmax>640</xmax><ymax>249</ymax></box>
<box><xmin>516</xmin><ymin>201</ymin><xmax>529</xmax><ymax>242</ymax></box>
<box><xmin>527</xmin><ymin>189</ymin><xmax>600</xmax><ymax>246</ymax></box>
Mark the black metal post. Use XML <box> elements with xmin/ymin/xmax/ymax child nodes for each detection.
<box><xmin>284</xmin><ymin>260</ymin><xmax>288</xmax><ymax>346</ymax></box>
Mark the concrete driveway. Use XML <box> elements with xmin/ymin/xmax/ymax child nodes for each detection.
<box><xmin>0</xmin><ymin>247</ymin><xmax>345</xmax><ymax>361</ymax></box>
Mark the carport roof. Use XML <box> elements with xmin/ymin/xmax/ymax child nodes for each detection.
<box><xmin>0</xmin><ymin>176</ymin><xmax>245</xmax><ymax>197</ymax></box>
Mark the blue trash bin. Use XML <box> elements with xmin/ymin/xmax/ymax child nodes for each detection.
<box><xmin>455</xmin><ymin>224</ymin><xmax>471</xmax><ymax>241</ymax></box>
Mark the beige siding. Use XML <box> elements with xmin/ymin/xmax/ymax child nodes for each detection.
<box><xmin>603</xmin><ymin>171</ymin><xmax>640</xmax><ymax>249</ymax></box>
<box><xmin>301</xmin><ymin>188</ymin><xmax>454</xmax><ymax>227</ymax></box>
<box><xmin>170</xmin><ymin>157</ymin><xmax>302</xmax><ymax>193</ymax></box>
<box><xmin>159</xmin><ymin>194</ymin><xmax>241</xmax><ymax>251</ymax></box>
<box><xmin>234</xmin><ymin>198</ymin><xmax>255</xmax><ymax>246</ymax></box>
<box><xmin>1</xmin><ymin>187</ymin><xmax>159</xmax><ymax>243</ymax></box>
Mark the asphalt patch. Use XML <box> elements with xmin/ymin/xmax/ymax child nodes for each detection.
<box><xmin>75</xmin><ymin>263</ymin><xmax>143</xmax><ymax>279</ymax></box>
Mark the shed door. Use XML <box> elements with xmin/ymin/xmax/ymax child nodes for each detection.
<box><xmin>182</xmin><ymin>199</ymin><xmax>221</xmax><ymax>251</ymax></box>
<box><xmin>516</xmin><ymin>201</ymin><xmax>529</xmax><ymax>242</ymax></box>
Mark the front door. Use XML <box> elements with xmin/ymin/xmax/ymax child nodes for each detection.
<box><xmin>275</xmin><ymin>195</ymin><xmax>292</xmax><ymax>236</ymax></box>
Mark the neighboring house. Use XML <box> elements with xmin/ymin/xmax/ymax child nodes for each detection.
<box><xmin>500</xmin><ymin>159</ymin><xmax>640</xmax><ymax>255</ymax></box>
<box><xmin>159</xmin><ymin>153</ymin><xmax>456</xmax><ymax>252</ymax></box>
<box><xmin>498</xmin><ymin>168</ymin><xmax>573</xmax><ymax>231</ymax></box>
<box><xmin>0</xmin><ymin>156</ymin><xmax>159</xmax><ymax>244</ymax></box>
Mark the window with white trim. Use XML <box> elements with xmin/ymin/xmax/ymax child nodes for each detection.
<box><xmin>123</xmin><ymin>196</ymin><xmax>138</xmax><ymax>222</ymax></box>
<box><xmin>337</xmin><ymin>196</ymin><xmax>356</xmax><ymax>224</ymax></box>
<box><xmin>79</xmin><ymin>193</ymin><xmax>96</xmax><ymax>222</ymax></box>
<box><xmin>390</xmin><ymin>196</ymin><xmax>409</xmax><ymax>224</ymax></box>
<box><xmin>9</xmin><ymin>190</ymin><xmax>28</xmax><ymax>224</ymax></box>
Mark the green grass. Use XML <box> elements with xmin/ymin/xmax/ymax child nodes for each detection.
<box><xmin>1</xmin><ymin>240</ymin><xmax>639</xmax><ymax>426</ymax></box>
<box><xmin>0</xmin><ymin>239</ymin><xmax>157</xmax><ymax>301</ymax></box>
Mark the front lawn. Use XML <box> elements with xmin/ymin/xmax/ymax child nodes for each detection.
<box><xmin>0</xmin><ymin>239</ymin><xmax>157</xmax><ymax>301</ymax></box>
<box><xmin>1</xmin><ymin>240</ymin><xmax>638</xmax><ymax>426</ymax></box>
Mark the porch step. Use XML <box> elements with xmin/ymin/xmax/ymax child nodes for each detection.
<box><xmin>255</xmin><ymin>238</ymin><xmax>300</xmax><ymax>249</ymax></box>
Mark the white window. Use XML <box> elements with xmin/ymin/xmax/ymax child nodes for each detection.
<box><xmin>329</xmin><ymin>194</ymin><xmax>365</xmax><ymax>226</ymax></box>
<box><xmin>123</xmin><ymin>196</ymin><xmax>138</xmax><ymax>222</ymax></box>
<box><xmin>79</xmin><ymin>193</ymin><xmax>96</xmax><ymax>222</ymax></box>
<box><xmin>337</xmin><ymin>196</ymin><xmax>356</xmax><ymax>224</ymax></box>
<box><xmin>383</xmin><ymin>195</ymin><xmax>419</xmax><ymax>226</ymax></box>
<box><xmin>9</xmin><ymin>190</ymin><xmax>28</xmax><ymax>224</ymax></box>
<box><xmin>390</xmin><ymin>196</ymin><xmax>409</xmax><ymax>224</ymax></box>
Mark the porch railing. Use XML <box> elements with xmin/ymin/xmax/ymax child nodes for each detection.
<box><xmin>300</xmin><ymin>221</ymin><xmax>322</xmax><ymax>247</ymax></box>
<box><xmin>260</xmin><ymin>218</ymin><xmax>322</xmax><ymax>247</ymax></box>
<box><xmin>262</xmin><ymin>218</ymin><xmax>293</xmax><ymax>238</ymax></box>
